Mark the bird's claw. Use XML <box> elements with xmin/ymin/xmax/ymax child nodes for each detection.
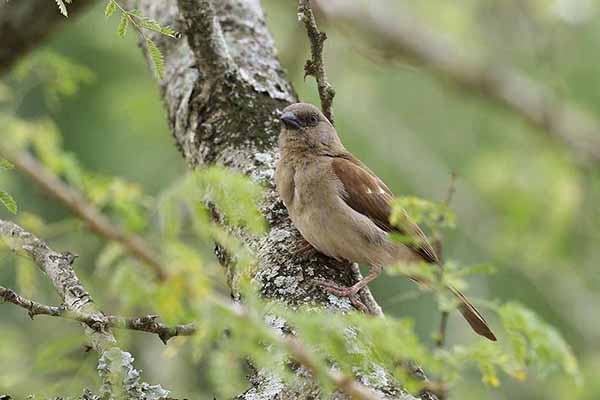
<box><xmin>312</xmin><ymin>278</ymin><xmax>368</xmax><ymax>313</ymax></box>
<box><xmin>312</xmin><ymin>278</ymin><xmax>360</xmax><ymax>297</ymax></box>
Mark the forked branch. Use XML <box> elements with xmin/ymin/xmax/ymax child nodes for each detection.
<box><xmin>298</xmin><ymin>0</ymin><xmax>336</xmax><ymax>124</ymax></box>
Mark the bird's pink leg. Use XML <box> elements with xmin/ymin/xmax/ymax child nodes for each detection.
<box><xmin>314</xmin><ymin>265</ymin><xmax>383</xmax><ymax>298</ymax></box>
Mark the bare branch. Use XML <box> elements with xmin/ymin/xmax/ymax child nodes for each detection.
<box><xmin>298</xmin><ymin>0</ymin><xmax>336</xmax><ymax>124</ymax></box>
<box><xmin>315</xmin><ymin>0</ymin><xmax>600</xmax><ymax>165</ymax></box>
<box><xmin>0</xmin><ymin>218</ymin><xmax>168</xmax><ymax>397</ymax></box>
<box><xmin>0</xmin><ymin>284</ymin><xmax>65</xmax><ymax>318</ymax></box>
<box><xmin>0</xmin><ymin>284</ymin><xmax>196</xmax><ymax>344</ymax></box>
<box><xmin>0</xmin><ymin>150</ymin><xmax>167</xmax><ymax>281</ymax></box>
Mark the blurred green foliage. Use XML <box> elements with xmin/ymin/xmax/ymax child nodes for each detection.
<box><xmin>1</xmin><ymin>0</ymin><xmax>599</xmax><ymax>399</ymax></box>
<box><xmin>0</xmin><ymin>158</ymin><xmax>17</xmax><ymax>214</ymax></box>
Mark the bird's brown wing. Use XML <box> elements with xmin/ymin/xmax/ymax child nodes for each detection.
<box><xmin>331</xmin><ymin>154</ymin><xmax>497</xmax><ymax>341</ymax></box>
<box><xmin>331</xmin><ymin>154</ymin><xmax>439</xmax><ymax>264</ymax></box>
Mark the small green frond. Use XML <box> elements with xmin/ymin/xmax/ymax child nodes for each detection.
<box><xmin>104</xmin><ymin>0</ymin><xmax>117</xmax><ymax>17</ymax></box>
<box><xmin>391</xmin><ymin>196</ymin><xmax>456</xmax><ymax>231</ymax></box>
<box><xmin>498</xmin><ymin>302</ymin><xmax>582</xmax><ymax>384</ymax></box>
<box><xmin>137</xmin><ymin>17</ymin><xmax>179</xmax><ymax>38</ymax></box>
<box><xmin>118</xmin><ymin>12</ymin><xmax>129</xmax><ymax>38</ymax></box>
<box><xmin>0</xmin><ymin>158</ymin><xmax>14</xmax><ymax>171</ymax></box>
<box><xmin>194</xmin><ymin>167</ymin><xmax>266</xmax><ymax>235</ymax></box>
<box><xmin>0</xmin><ymin>190</ymin><xmax>17</xmax><ymax>214</ymax></box>
<box><xmin>146</xmin><ymin>38</ymin><xmax>165</xmax><ymax>79</ymax></box>
<box><xmin>54</xmin><ymin>0</ymin><xmax>68</xmax><ymax>17</ymax></box>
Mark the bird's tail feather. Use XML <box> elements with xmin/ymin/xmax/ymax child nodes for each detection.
<box><xmin>448</xmin><ymin>285</ymin><xmax>497</xmax><ymax>341</ymax></box>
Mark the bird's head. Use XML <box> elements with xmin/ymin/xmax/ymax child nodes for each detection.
<box><xmin>278</xmin><ymin>102</ymin><xmax>342</xmax><ymax>154</ymax></box>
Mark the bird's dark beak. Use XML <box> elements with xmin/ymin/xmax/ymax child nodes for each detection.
<box><xmin>280</xmin><ymin>111</ymin><xmax>302</xmax><ymax>130</ymax></box>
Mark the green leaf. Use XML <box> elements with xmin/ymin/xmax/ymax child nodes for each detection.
<box><xmin>0</xmin><ymin>158</ymin><xmax>14</xmax><ymax>171</ymax></box>
<box><xmin>194</xmin><ymin>167</ymin><xmax>266</xmax><ymax>235</ymax></box>
<box><xmin>105</xmin><ymin>0</ymin><xmax>117</xmax><ymax>17</ymax></box>
<box><xmin>138</xmin><ymin>17</ymin><xmax>179</xmax><ymax>38</ymax></box>
<box><xmin>0</xmin><ymin>190</ymin><xmax>17</xmax><ymax>214</ymax></box>
<box><xmin>498</xmin><ymin>302</ymin><xmax>582</xmax><ymax>385</ymax></box>
<box><xmin>391</xmin><ymin>196</ymin><xmax>456</xmax><ymax>231</ymax></box>
<box><xmin>146</xmin><ymin>38</ymin><xmax>165</xmax><ymax>79</ymax></box>
<box><xmin>118</xmin><ymin>12</ymin><xmax>129</xmax><ymax>38</ymax></box>
<box><xmin>55</xmin><ymin>0</ymin><xmax>68</xmax><ymax>17</ymax></box>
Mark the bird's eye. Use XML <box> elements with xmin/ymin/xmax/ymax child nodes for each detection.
<box><xmin>309</xmin><ymin>115</ymin><xmax>318</xmax><ymax>125</ymax></box>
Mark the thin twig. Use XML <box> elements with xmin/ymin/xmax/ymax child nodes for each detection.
<box><xmin>432</xmin><ymin>172</ymin><xmax>456</xmax><ymax>349</ymax></box>
<box><xmin>315</xmin><ymin>0</ymin><xmax>600</xmax><ymax>165</ymax></box>
<box><xmin>0</xmin><ymin>285</ymin><xmax>65</xmax><ymax>318</ymax></box>
<box><xmin>298</xmin><ymin>0</ymin><xmax>336</xmax><ymax>124</ymax></box>
<box><xmin>436</xmin><ymin>312</ymin><xmax>449</xmax><ymax>349</ymax></box>
<box><xmin>0</xmin><ymin>150</ymin><xmax>167</xmax><ymax>281</ymax></box>
<box><xmin>0</xmin><ymin>285</ymin><xmax>196</xmax><ymax>344</ymax></box>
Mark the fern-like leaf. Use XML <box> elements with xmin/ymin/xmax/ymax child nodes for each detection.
<box><xmin>0</xmin><ymin>190</ymin><xmax>17</xmax><ymax>214</ymax></box>
<box><xmin>55</xmin><ymin>0</ymin><xmax>68</xmax><ymax>17</ymax></box>
<box><xmin>118</xmin><ymin>13</ymin><xmax>129</xmax><ymax>38</ymax></box>
<box><xmin>105</xmin><ymin>0</ymin><xmax>117</xmax><ymax>17</ymax></box>
<box><xmin>138</xmin><ymin>17</ymin><xmax>178</xmax><ymax>38</ymax></box>
<box><xmin>0</xmin><ymin>158</ymin><xmax>14</xmax><ymax>171</ymax></box>
<box><xmin>146</xmin><ymin>38</ymin><xmax>165</xmax><ymax>79</ymax></box>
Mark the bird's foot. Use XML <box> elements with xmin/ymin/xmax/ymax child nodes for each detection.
<box><xmin>313</xmin><ymin>278</ymin><xmax>362</xmax><ymax>297</ymax></box>
<box><xmin>312</xmin><ymin>278</ymin><xmax>370</xmax><ymax>313</ymax></box>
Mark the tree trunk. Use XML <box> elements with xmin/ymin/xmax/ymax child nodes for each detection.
<box><xmin>128</xmin><ymin>0</ymin><xmax>423</xmax><ymax>398</ymax></box>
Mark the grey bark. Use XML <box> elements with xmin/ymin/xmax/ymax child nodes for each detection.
<box><xmin>0</xmin><ymin>0</ymin><xmax>95</xmax><ymax>74</ymax></box>
<box><xmin>129</xmin><ymin>0</ymin><xmax>422</xmax><ymax>398</ymax></box>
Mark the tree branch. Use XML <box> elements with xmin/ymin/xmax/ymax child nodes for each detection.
<box><xmin>0</xmin><ymin>283</ymin><xmax>387</xmax><ymax>400</ymax></box>
<box><xmin>0</xmin><ymin>219</ymin><xmax>169</xmax><ymax>398</ymax></box>
<box><xmin>0</xmin><ymin>149</ymin><xmax>167</xmax><ymax>281</ymax></box>
<box><xmin>1</xmin><ymin>284</ymin><xmax>65</xmax><ymax>318</ymax></box>
<box><xmin>297</xmin><ymin>0</ymin><xmax>336</xmax><ymax>124</ymax></box>
<box><xmin>0</xmin><ymin>0</ymin><xmax>94</xmax><ymax>75</ymax></box>
<box><xmin>315</xmin><ymin>0</ymin><xmax>600</xmax><ymax>165</ymax></box>
<box><xmin>0</xmin><ymin>284</ymin><xmax>197</xmax><ymax>344</ymax></box>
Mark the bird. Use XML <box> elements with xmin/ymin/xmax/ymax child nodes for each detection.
<box><xmin>274</xmin><ymin>102</ymin><xmax>496</xmax><ymax>341</ymax></box>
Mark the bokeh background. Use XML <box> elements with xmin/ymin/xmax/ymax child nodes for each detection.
<box><xmin>1</xmin><ymin>0</ymin><xmax>599</xmax><ymax>398</ymax></box>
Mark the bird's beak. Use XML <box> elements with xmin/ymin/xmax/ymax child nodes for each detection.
<box><xmin>280</xmin><ymin>111</ymin><xmax>302</xmax><ymax>130</ymax></box>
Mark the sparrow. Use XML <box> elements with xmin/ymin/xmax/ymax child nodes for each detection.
<box><xmin>275</xmin><ymin>102</ymin><xmax>496</xmax><ymax>341</ymax></box>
